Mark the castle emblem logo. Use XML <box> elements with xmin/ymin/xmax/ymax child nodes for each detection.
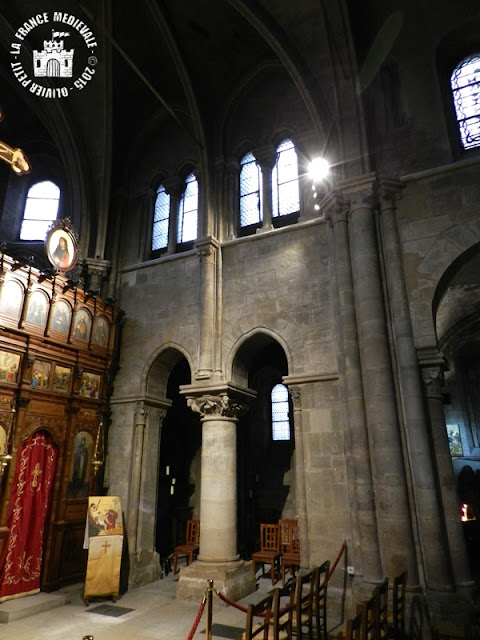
<box><xmin>10</xmin><ymin>12</ymin><xmax>98</xmax><ymax>98</ymax></box>
<box><xmin>33</xmin><ymin>31</ymin><xmax>74</xmax><ymax>79</ymax></box>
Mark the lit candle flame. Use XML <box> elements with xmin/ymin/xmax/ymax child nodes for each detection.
<box><xmin>461</xmin><ymin>504</ymin><xmax>468</xmax><ymax>521</ymax></box>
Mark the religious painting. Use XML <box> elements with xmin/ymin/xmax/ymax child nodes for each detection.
<box><xmin>31</xmin><ymin>360</ymin><xmax>51</xmax><ymax>389</ymax></box>
<box><xmin>25</xmin><ymin>290</ymin><xmax>48</xmax><ymax>327</ymax></box>
<box><xmin>72</xmin><ymin>308</ymin><xmax>91</xmax><ymax>342</ymax></box>
<box><xmin>67</xmin><ymin>430</ymin><xmax>94</xmax><ymax>499</ymax></box>
<box><xmin>0</xmin><ymin>425</ymin><xmax>7</xmax><ymax>456</ymax></box>
<box><xmin>79</xmin><ymin>372</ymin><xmax>101</xmax><ymax>399</ymax></box>
<box><xmin>45</xmin><ymin>221</ymin><xmax>78</xmax><ymax>273</ymax></box>
<box><xmin>0</xmin><ymin>350</ymin><xmax>20</xmax><ymax>384</ymax></box>
<box><xmin>87</xmin><ymin>496</ymin><xmax>123</xmax><ymax>537</ymax></box>
<box><xmin>92</xmin><ymin>315</ymin><xmax>110</xmax><ymax>348</ymax></box>
<box><xmin>0</xmin><ymin>279</ymin><xmax>23</xmax><ymax>320</ymax></box>
<box><xmin>447</xmin><ymin>424</ymin><xmax>463</xmax><ymax>456</ymax></box>
<box><xmin>50</xmin><ymin>299</ymin><xmax>71</xmax><ymax>334</ymax></box>
<box><xmin>52</xmin><ymin>365</ymin><xmax>71</xmax><ymax>393</ymax></box>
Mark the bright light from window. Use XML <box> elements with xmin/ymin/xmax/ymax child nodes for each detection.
<box><xmin>309</xmin><ymin>157</ymin><xmax>330</xmax><ymax>183</ymax></box>
<box><xmin>271</xmin><ymin>383</ymin><xmax>290</xmax><ymax>441</ymax></box>
<box><xmin>20</xmin><ymin>180</ymin><xmax>60</xmax><ymax>240</ymax></box>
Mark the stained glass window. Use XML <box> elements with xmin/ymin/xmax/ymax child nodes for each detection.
<box><xmin>177</xmin><ymin>173</ymin><xmax>198</xmax><ymax>243</ymax></box>
<box><xmin>272</xmin><ymin>139</ymin><xmax>300</xmax><ymax>217</ymax></box>
<box><xmin>240</xmin><ymin>152</ymin><xmax>262</xmax><ymax>227</ymax></box>
<box><xmin>271</xmin><ymin>383</ymin><xmax>290</xmax><ymax>441</ymax></box>
<box><xmin>20</xmin><ymin>181</ymin><xmax>60</xmax><ymax>240</ymax></box>
<box><xmin>451</xmin><ymin>55</ymin><xmax>480</xmax><ymax>151</ymax></box>
<box><xmin>152</xmin><ymin>185</ymin><xmax>169</xmax><ymax>251</ymax></box>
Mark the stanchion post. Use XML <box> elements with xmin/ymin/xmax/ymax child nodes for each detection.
<box><xmin>205</xmin><ymin>579</ymin><xmax>214</xmax><ymax>640</ymax></box>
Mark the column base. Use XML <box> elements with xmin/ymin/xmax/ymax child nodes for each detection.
<box><xmin>176</xmin><ymin>559</ymin><xmax>256</xmax><ymax>602</ymax></box>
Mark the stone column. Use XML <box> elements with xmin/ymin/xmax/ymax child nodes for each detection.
<box><xmin>176</xmin><ymin>385</ymin><xmax>257</xmax><ymax>602</ymax></box>
<box><xmin>253</xmin><ymin>144</ymin><xmax>277</xmax><ymax>232</ymax></box>
<box><xmin>288</xmin><ymin>386</ymin><xmax>310</xmax><ymax>567</ymax></box>
<box><xmin>344</xmin><ymin>174</ymin><xmax>418</xmax><ymax>583</ymax></box>
<box><xmin>378</xmin><ymin>180</ymin><xmax>454</xmax><ymax>590</ymax></box>
<box><xmin>323</xmin><ymin>190</ymin><xmax>382</xmax><ymax>584</ymax></box>
<box><xmin>195</xmin><ymin>237</ymin><xmax>220</xmax><ymax>380</ymax></box>
<box><xmin>418</xmin><ymin>349</ymin><xmax>472</xmax><ymax>589</ymax></box>
<box><xmin>163</xmin><ymin>176</ymin><xmax>184</xmax><ymax>255</ymax></box>
<box><xmin>128</xmin><ymin>401</ymin><xmax>149</xmax><ymax>554</ymax></box>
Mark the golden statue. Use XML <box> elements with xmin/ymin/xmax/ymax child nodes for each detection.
<box><xmin>0</xmin><ymin>106</ymin><xmax>30</xmax><ymax>175</ymax></box>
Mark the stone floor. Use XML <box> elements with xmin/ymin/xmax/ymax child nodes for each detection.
<box><xmin>0</xmin><ymin>569</ymin><xmax>277</xmax><ymax>640</ymax></box>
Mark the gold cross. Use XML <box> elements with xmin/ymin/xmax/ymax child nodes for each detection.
<box><xmin>101</xmin><ymin>540</ymin><xmax>111</xmax><ymax>555</ymax></box>
<box><xmin>0</xmin><ymin>107</ymin><xmax>30</xmax><ymax>175</ymax></box>
<box><xmin>31</xmin><ymin>462</ymin><xmax>42</xmax><ymax>488</ymax></box>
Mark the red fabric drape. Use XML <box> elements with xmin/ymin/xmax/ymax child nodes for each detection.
<box><xmin>0</xmin><ymin>431</ymin><xmax>57</xmax><ymax>602</ymax></box>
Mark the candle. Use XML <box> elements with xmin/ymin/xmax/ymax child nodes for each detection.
<box><xmin>170</xmin><ymin>485</ymin><xmax>174</xmax><ymax>495</ymax></box>
<box><xmin>166</xmin><ymin>466</ymin><xmax>170</xmax><ymax>476</ymax></box>
<box><xmin>172</xmin><ymin>478</ymin><xmax>176</xmax><ymax>485</ymax></box>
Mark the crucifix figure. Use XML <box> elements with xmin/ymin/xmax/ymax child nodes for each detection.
<box><xmin>0</xmin><ymin>106</ymin><xmax>30</xmax><ymax>175</ymax></box>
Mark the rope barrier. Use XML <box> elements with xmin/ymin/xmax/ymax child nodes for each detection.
<box><xmin>186</xmin><ymin>596</ymin><xmax>206</xmax><ymax>640</ymax></box>
<box><xmin>327</xmin><ymin>540</ymin><xmax>347</xmax><ymax>582</ymax></box>
<box><xmin>215</xmin><ymin>588</ymin><xmax>249</xmax><ymax>612</ymax></box>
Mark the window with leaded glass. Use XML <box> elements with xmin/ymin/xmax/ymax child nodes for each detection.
<box><xmin>271</xmin><ymin>383</ymin><xmax>290</xmax><ymax>441</ymax></box>
<box><xmin>272</xmin><ymin>139</ymin><xmax>300</xmax><ymax>218</ymax></box>
<box><xmin>20</xmin><ymin>181</ymin><xmax>60</xmax><ymax>241</ymax></box>
<box><xmin>152</xmin><ymin>185</ymin><xmax>170</xmax><ymax>251</ymax></box>
<box><xmin>451</xmin><ymin>54</ymin><xmax>480</xmax><ymax>151</ymax></box>
<box><xmin>177</xmin><ymin>173</ymin><xmax>198</xmax><ymax>244</ymax></box>
<box><xmin>240</xmin><ymin>152</ymin><xmax>262</xmax><ymax>227</ymax></box>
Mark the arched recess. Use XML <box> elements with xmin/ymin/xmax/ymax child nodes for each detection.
<box><xmin>145</xmin><ymin>346</ymin><xmax>202</xmax><ymax>567</ymax></box>
<box><xmin>229</xmin><ymin>329</ymin><xmax>295</xmax><ymax>558</ymax></box>
<box><xmin>433</xmin><ymin>242</ymin><xmax>480</xmax><ymax>577</ymax></box>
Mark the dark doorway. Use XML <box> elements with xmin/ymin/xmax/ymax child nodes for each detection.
<box><xmin>155</xmin><ymin>358</ymin><xmax>201</xmax><ymax>563</ymax></box>
<box><xmin>237</xmin><ymin>341</ymin><xmax>294</xmax><ymax>559</ymax></box>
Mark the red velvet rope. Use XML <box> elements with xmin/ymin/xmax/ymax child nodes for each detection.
<box><xmin>326</xmin><ymin>541</ymin><xmax>347</xmax><ymax>582</ymax></box>
<box><xmin>186</xmin><ymin>599</ymin><xmax>206</xmax><ymax>640</ymax></box>
<box><xmin>215</xmin><ymin>589</ymin><xmax>249</xmax><ymax>612</ymax></box>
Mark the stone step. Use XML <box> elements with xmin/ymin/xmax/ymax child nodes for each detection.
<box><xmin>0</xmin><ymin>591</ymin><xmax>70</xmax><ymax>623</ymax></box>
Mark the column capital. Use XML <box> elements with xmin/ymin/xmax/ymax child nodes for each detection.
<box><xmin>182</xmin><ymin>382</ymin><xmax>256</xmax><ymax>419</ymax></box>
<box><xmin>194</xmin><ymin>235</ymin><xmax>220</xmax><ymax>259</ymax></box>
<box><xmin>162</xmin><ymin>175</ymin><xmax>185</xmax><ymax>198</ymax></box>
<box><xmin>322</xmin><ymin>190</ymin><xmax>350</xmax><ymax>226</ymax></box>
<box><xmin>338</xmin><ymin>173</ymin><xmax>377</xmax><ymax>212</ymax></box>
<box><xmin>253</xmin><ymin>143</ymin><xmax>277</xmax><ymax>170</ymax></box>
<box><xmin>135</xmin><ymin>401</ymin><xmax>149</xmax><ymax>425</ymax></box>
<box><xmin>378</xmin><ymin>178</ymin><xmax>403</xmax><ymax>209</ymax></box>
<box><xmin>288</xmin><ymin>386</ymin><xmax>302</xmax><ymax>409</ymax></box>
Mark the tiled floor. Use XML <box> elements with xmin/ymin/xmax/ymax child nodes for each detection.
<box><xmin>0</xmin><ymin>570</ymin><xmax>272</xmax><ymax>640</ymax></box>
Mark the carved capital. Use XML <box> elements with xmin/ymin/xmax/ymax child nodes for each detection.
<box><xmin>378</xmin><ymin>179</ymin><xmax>403</xmax><ymax>211</ymax></box>
<box><xmin>322</xmin><ymin>190</ymin><xmax>350</xmax><ymax>226</ymax></box>
<box><xmin>162</xmin><ymin>175</ymin><xmax>185</xmax><ymax>198</ymax></box>
<box><xmin>253</xmin><ymin>144</ymin><xmax>277</xmax><ymax>170</ymax></box>
<box><xmin>195</xmin><ymin>236</ymin><xmax>219</xmax><ymax>261</ymax></box>
<box><xmin>135</xmin><ymin>401</ymin><xmax>149</xmax><ymax>425</ymax></box>
<box><xmin>421</xmin><ymin>366</ymin><xmax>444</xmax><ymax>397</ymax></box>
<box><xmin>187</xmin><ymin>393</ymin><xmax>248</xmax><ymax>419</ymax></box>
<box><xmin>289</xmin><ymin>386</ymin><xmax>302</xmax><ymax>409</ymax></box>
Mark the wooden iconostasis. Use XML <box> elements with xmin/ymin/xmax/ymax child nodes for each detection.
<box><xmin>0</xmin><ymin>253</ymin><xmax>123</xmax><ymax>592</ymax></box>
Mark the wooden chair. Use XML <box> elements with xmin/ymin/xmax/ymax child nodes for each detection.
<box><xmin>252</xmin><ymin>523</ymin><xmax>281</xmax><ymax>585</ymax></box>
<box><xmin>280</xmin><ymin>523</ymin><xmax>300</xmax><ymax>585</ymax></box>
<box><xmin>357</xmin><ymin>591</ymin><xmax>379</xmax><ymax>640</ymax></box>
<box><xmin>375</xmin><ymin>578</ymin><xmax>389</xmax><ymax>640</ymax></box>
<box><xmin>344</xmin><ymin>610</ymin><xmax>364</xmax><ymax>640</ymax></box>
<box><xmin>282</xmin><ymin>569</ymin><xmax>315</xmax><ymax>640</ymax></box>
<box><xmin>271</xmin><ymin>587</ymin><xmax>293</xmax><ymax>640</ymax></box>
<box><xmin>389</xmin><ymin>571</ymin><xmax>407</xmax><ymax>640</ymax></box>
<box><xmin>238</xmin><ymin>593</ymin><xmax>274</xmax><ymax>640</ymax></box>
<box><xmin>312</xmin><ymin>560</ymin><xmax>330</xmax><ymax>640</ymax></box>
<box><xmin>279</xmin><ymin>518</ymin><xmax>298</xmax><ymax>552</ymax></box>
<box><xmin>172</xmin><ymin>519</ymin><xmax>200</xmax><ymax>573</ymax></box>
